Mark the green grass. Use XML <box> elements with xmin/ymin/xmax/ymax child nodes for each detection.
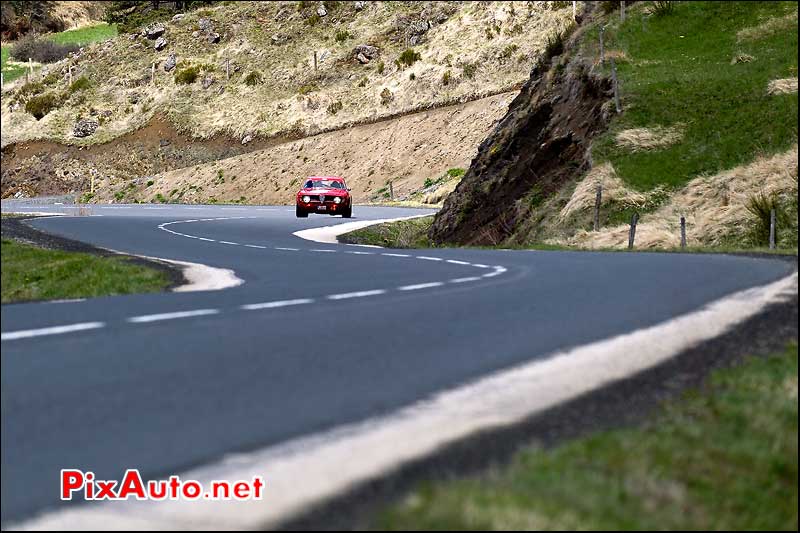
<box><xmin>1</xmin><ymin>239</ymin><xmax>170</xmax><ymax>303</ymax></box>
<box><xmin>49</xmin><ymin>23</ymin><xmax>118</xmax><ymax>47</ymax></box>
<box><xmin>1</xmin><ymin>23</ymin><xmax>116</xmax><ymax>84</ymax></box>
<box><xmin>378</xmin><ymin>342</ymin><xmax>799</xmax><ymax>530</ymax></box>
<box><xmin>589</xmin><ymin>1</ymin><xmax>798</xmax><ymax>191</ymax></box>
<box><xmin>338</xmin><ymin>216</ymin><xmax>434</xmax><ymax>248</ymax></box>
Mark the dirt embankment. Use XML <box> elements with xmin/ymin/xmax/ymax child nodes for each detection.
<box><xmin>429</xmin><ymin>18</ymin><xmax>614</xmax><ymax>246</ymax></box>
<box><xmin>0</xmin><ymin>116</ymin><xmax>290</xmax><ymax>199</ymax></box>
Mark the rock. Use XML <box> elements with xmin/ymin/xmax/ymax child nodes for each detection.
<box><xmin>159</xmin><ymin>139</ymin><xmax>170</xmax><ymax>147</ymax></box>
<box><xmin>407</xmin><ymin>19</ymin><xmax>430</xmax><ymax>45</ymax></box>
<box><xmin>192</xmin><ymin>30</ymin><xmax>200</xmax><ymax>38</ymax></box>
<box><xmin>154</xmin><ymin>36</ymin><xmax>168</xmax><ymax>51</ymax></box>
<box><xmin>144</xmin><ymin>23</ymin><xmax>166</xmax><ymax>39</ymax></box>
<box><xmin>207</xmin><ymin>32</ymin><xmax>220</xmax><ymax>44</ymax></box>
<box><xmin>73</xmin><ymin>119</ymin><xmax>99</xmax><ymax>138</ymax></box>
<box><xmin>317</xmin><ymin>4</ymin><xmax>328</xmax><ymax>17</ymax></box>
<box><xmin>171</xmin><ymin>13</ymin><xmax>185</xmax><ymax>23</ymax></box>
<box><xmin>353</xmin><ymin>44</ymin><xmax>379</xmax><ymax>62</ymax></box>
<box><xmin>241</xmin><ymin>134</ymin><xmax>253</xmax><ymax>145</ymax></box>
<box><xmin>271</xmin><ymin>34</ymin><xmax>287</xmax><ymax>45</ymax></box>
<box><xmin>202</xmin><ymin>76</ymin><xmax>215</xmax><ymax>89</ymax></box>
<box><xmin>164</xmin><ymin>52</ymin><xmax>177</xmax><ymax>72</ymax></box>
<box><xmin>198</xmin><ymin>18</ymin><xmax>213</xmax><ymax>32</ymax></box>
<box><xmin>354</xmin><ymin>1</ymin><xmax>367</xmax><ymax>11</ymax></box>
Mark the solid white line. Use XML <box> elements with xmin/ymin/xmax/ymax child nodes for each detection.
<box><xmin>416</xmin><ymin>256</ymin><xmax>443</xmax><ymax>261</ymax></box>
<box><xmin>381</xmin><ymin>253</ymin><xmax>410</xmax><ymax>258</ymax></box>
<box><xmin>127</xmin><ymin>309</ymin><xmax>219</xmax><ymax>323</ymax></box>
<box><xmin>1</xmin><ymin>322</ymin><xmax>105</xmax><ymax>341</ymax></box>
<box><xmin>241</xmin><ymin>299</ymin><xmax>314</xmax><ymax>310</ymax></box>
<box><xmin>449</xmin><ymin>276</ymin><xmax>482</xmax><ymax>284</ymax></box>
<box><xmin>326</xmin><ymin>289</ymin><xmax>386</xmax><ymax>300</ymax></box>
<box><xmin>398</xmin><ymin>282</ymin><xmax>444</xmax><ymax>291</ymax></box>
<box><xmin>446</xmin><ymin>260</ymin><xmax>471</xmax><ymax>266</ymax></box>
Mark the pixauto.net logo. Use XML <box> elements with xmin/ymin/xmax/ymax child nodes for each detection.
<box><xmin>61</xmin><ymin>469</ymin><xmax>265</xmax><ymax>501</ymax></box>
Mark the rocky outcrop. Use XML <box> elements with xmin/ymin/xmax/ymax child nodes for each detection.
<box><xmin>154</xmin><ymin>36</ymin><xmax>168</xmax><ymax>51</ymax></box>
<box><xmin>73</xmin><ymin>119</ymin><xmax>99</xmax><ymax>138</ymax></box>
<box><xmin>429</xmin><ymin>38</ymin><xmax>613</xmax><ymax>245</ymax></box>
<box><xmin>164</xmin><ymin>52</ymin><xmax>177</xmax><ymax>72</ymax></box>
<box><xmin>143</xmin><ymin>23</ymin><xmax>165</xmax><ymax>39</ymax></box>
<box><xmin>353</xmin><ymin>44</ymin><xmax>379</xmax><ymax>64</ymax></box>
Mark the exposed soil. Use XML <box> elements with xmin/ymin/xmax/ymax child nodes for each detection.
<box><xmin>429</xmin><ymin>9</ymin><xmax>614</xmax><ymax>245</ymax></box>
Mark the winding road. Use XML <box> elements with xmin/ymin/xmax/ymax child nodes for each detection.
<box><xmin>1</xmin><ymin>202</ymin><xmax>795</xmax><ymax>528</ymax></box>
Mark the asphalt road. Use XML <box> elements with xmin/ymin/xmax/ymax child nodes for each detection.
<box><xmin>0</xmin><ymin>203</ymin><xmax>794</xmax><ymax>525</ymax></box>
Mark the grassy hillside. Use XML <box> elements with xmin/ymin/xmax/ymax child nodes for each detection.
<box><xmin>0</xmin><ymin>1</ymin><xmax>573</xmax><ymax>147</ymax></box>
<box><xmin>502</xmin><ymin>1</ymin><xmax>797</xmax><ymax>251</ymax></box>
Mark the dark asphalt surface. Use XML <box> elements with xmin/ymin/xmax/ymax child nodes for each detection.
<box><xmin>0</xmin><ymin>203</ymin><xmax>794</xmax><ymax>525</ymax></box>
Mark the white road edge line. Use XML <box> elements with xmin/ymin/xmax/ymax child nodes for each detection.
<box><xmin>127</xmin><ymin>309</ymin><xmax>219</xmax><ymax>323</ymax></box>
<box><xmin>14</xmin><ymin>272</ymin><xmax>796</xmax><ymax>530</ymax></box>
<box><xmin>1</xmin><ymin>322</ymin><xmax>105</xmax><ymax>342</ymax></box>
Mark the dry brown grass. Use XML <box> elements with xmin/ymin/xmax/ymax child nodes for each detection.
<box><xmin>558</xmin><ymin>163</ymin><xmax>647</xmax><ymax>223</ymax></box>
<box><xmin>557</xmin><ymin>146</ymin><xmax>798</xmax><ymax>249</ymax></box>
<box><xmin>736</xmin><ymin>10</ymin><xmax>798</xmax><ymax>42</ymax></box>
<box><xmin>615</xmin><ymin>124</ymin><xmax>684</xmax><ymax>152</ymax></box>
<box><xmin>767</xmin><ymin>78</ymin><xmax>798</xmax><ymax>95</ymax></box>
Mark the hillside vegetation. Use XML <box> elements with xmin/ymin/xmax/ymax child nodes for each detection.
<box><xmin>1</xmin><ymin>1</ymin><xmax>574</xmax><ymax>146</ymax></box>
<box><xmin>430</xmin><ymin>1</ymin><xmax>798</xmax><ymax>251</ymax></box>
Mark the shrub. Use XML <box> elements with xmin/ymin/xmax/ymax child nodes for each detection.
<box><xmin>146</xmin><ymin>180</ymin><xmax>154</xmax><ymax>187</ymax></box>
<box><xmin>446</xmin><ymin>168</ymin><xmax>465</xmax><ymax>178</ymax></box>
<box><xmin>298</xmin><ymin>84</ymin><xmax>318</xmax><ymax>95</ymax></box>
<box><xmin>441</xmin><ymin>70</ymin><xmax>452</xmax><ymax>85</ymax></box>
<box><xmin>327</xmin><ymin>101</ymin><xmax>343</xmax><ymax>115</ymax></box>
<box><xmin>499</xmin><ymin>43</ymin><xmax>519</xmax><ymax>61</ymax></box>
<box><xmin>396</xmin><ymin>48</ymin><xmax>421</xmax><ymax>68</ymax></box>
<box><xmin>745</xmin><ymin>192</ymin><xmax>789</xmax><ymax>246</ymax></box>
<box><xmin>68</xmin><ymin>76</ymin><xmax>91</xmax><ymax>93</ymax></box>
<box><xmin>244</xmin><ymin>70</ymin><xmax>263</xmax><ymax>85</ymax></box>
<box><xmin>334</xmin><ymin>29</ymin><xmax>352</xmax><ymax>43</ymax></box>
<box><xmin>11</xmin><ymin>36</ymin><xmax>79</xmax><ymax>64</ymax></box>
<box><xmin>650</xmin><ymin>1</ymin><xmax>675</xmax><ymax>17</ymax></box>
<box><xmin>174</xmin><ymin>65</ymin><xmax>200</xmax><ymax>84</ymax></box>
<box><xmin>462</xmin><ymin>62</ymin><xmax>477</xmax><ymax>79</ymax></box>
<box><xmin>358</xmin><ymin>76</ymin><xmax>368</xmax><ymax>87</ymax></box>
<box><xmin>409</xmin><ymin>72</ymin><xmax>416</xmax><ymax>81</ymax></box>
<box><xmin>24</xmin><ymin>92</ymin><xmax>62</xmax><ymax>119</ymax></box>
<box><xmin>376</xmin><ymin>61</ymin><xmax>385</xmax><ymax>74</ymax></box>
<box><xmin>305</xmin><ymin>13</ymin><xmax>321</xmax><ymax>26</ymax></box>
<box><xmin>543</xmin><ymin>30</ymin><xmax>565</xmax><ymax>61</ymax></box>
<box><xmin>17</xmin><ymin>81</ymin><xmax>45</xmax><ymax>97</ymax></box>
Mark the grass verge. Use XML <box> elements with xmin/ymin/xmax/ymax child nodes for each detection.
<box><xmin>377</xmin><ymin>342</ymin><xmax>799</xmax><ymax>530</ymax></box>
<box><xmin>1</xmin><ymin>238</ymin><xmax>169</xmax><ymax>303</ymax></box>
<box><xmin>338</xmin><ymin>216</ymin><xmax>435</xmax><ymax>248</ymax></box>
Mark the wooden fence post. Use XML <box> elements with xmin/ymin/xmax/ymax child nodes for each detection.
<box><xmin>573</xmin><ymin>1</ymin><xmax>577</xmax><ymax>21</ymax></box>
<box><xmin>388</xmin><ymin>181</ymin><xmax>394</xmax><ymax>200</ymax></box>
<box><xmin>226</xmin><ymin>58</ymin><xmax>230</xmax><ymax>80</ymax></box>
<box><xmin>599</xmin><ymin>26</ymin><xmax>605</xmax><ymax>64</ymax></box>
<box><xmin>680</xmin><ymin>216</ymin><xmax>686</xmax><ymax>249</ymax></box>
<box><xmin>593</xmin><ymin>183</ymin><xmax>602</xmax><ymax>231</ymax></box>
<box><xmin>769</xmin><ymin>208</ymin><xmax>776</xmax><ymax>249</ymax></box>
<box><xmin>313</xmin><ymin>51</ymin><xmax>318</xmax><ymax>71</ymax></box>
<box><xmin>151</xmin><ymin>62</ymin><xmax>155</xmax><ymax>84</ymax></box>
<box><xmin>611</xmin><ymin>58</ymin><xmax>622</xmax><ymax>113</ymax></box>
<box><xmin>627</xmin><ymin>212</ymin><xmax>639</xmax><ymax>249</ymax></box>
<box><xmin>621</xmin><ymin>0</ymin><xmax>626</xmax><ymax>22</ymax></box>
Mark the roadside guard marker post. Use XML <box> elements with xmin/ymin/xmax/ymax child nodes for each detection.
<box><xmin>151</xmin><ymin>62</ymin><xmax>155</xmax><ymax>84</ymax></box>
<box><xmin>769</xmin><ymin>208</ymin><xmax>776</xmax><ymax>249</ymax></box>
<box><xmin>680</xmin><ymin>216</ymin><xmax>687</xmax><ymax>249</ymax></box>
<box><xmin>389</xmin><ymin>181</ymin><xmax>394</xmax><ymax>200</ymax></box>
<box><xmin>628</xmin><ymin>212</ymin><xmax>639</xmax><ymax>250</ymax></box>
<box><xmin>599</xmin><ymin>26</ymin><xmax>605</xmax><ymax>64</ymax></box>
<box><xmin>621</xmin><ymin>0</ymin><xmax>626</xmax><ymax>21</ymax></box>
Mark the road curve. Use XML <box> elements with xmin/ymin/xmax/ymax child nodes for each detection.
<box><xmin>0</xmin><ymin>203</ymin><xmax>794</xmax><ymax>526</ymax></box>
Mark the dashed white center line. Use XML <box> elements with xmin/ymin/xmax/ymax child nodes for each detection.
<box><xmin>346</xmin><ymin>251</ymin><xmax>374</xmax><ymax>255</ymax></box>
<box><xmin>310</xmin><ymin>249</ymin><xmax>337</xmax><ymax>253</ymax></box>
<box><xmin>449</xmin><ymin>276</ymin><xmax>482</xmax><ymax>284</ymax></box>
<box><xmin>381</xmin><ymin>253</ymin><xmax>411</xmax><ymax>258</ymax></box>
<box><xmin>398</xmin><ymin>282</ymin><xmax>445</xmax><ymax>291</ymax></box>
<box><xmin>1</xmin><ymin>322</ymin><xmax>105</xmax><ymax>341</ymax></box>
<box><xmin>127</xmin><ymin>309</ymin><xmax>219</xmax><ymax>323</ymax></box>
<box><xmin>275</xmin><ymin>247</ymin><xmax>300</xmax><ymax>251</ymax></box>
<box><xmin>416</xmin><ymin>256</ymin><xmax>443</xmax><ymax>262</ymax></box>
<box><xmin>446</xmin><ymin>260</ymin><xmax>471</xmax><ymax>266</ymax></box>
<box><xmin>241</xmin><ymin>299</ymin><xmax>314</xmax><ymax>310</ymax></box>
<box><xmin>244</xmin><ymin>244</ymin><xmax>267</xmax><ymax>249</ymax></box>
<box><xmin>219</xmin><ymin>241</ymin><xmax>239</xmax><ymax>245</ymax></box>
<box><xmin>327</xmin><ymin>289</ymin><xmax>386</xmax><ymax>300</ymax></box>
<box><xmin>472</xmin><ymin>264</ymin><xmax>491</xmax><ymax>269</ymax></box>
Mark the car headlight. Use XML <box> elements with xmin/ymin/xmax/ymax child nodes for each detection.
<box><xmin>333</xmin><ymin>196</ymin><xmax>342</xmax><ymax>204</ymax></box>
<box><xmin>302</xmin><ymin>196</ymin><xmax>310</xmax><ymax>203</ymax></box>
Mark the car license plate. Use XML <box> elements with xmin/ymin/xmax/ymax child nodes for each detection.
<box><xmin>317</xmin><ymin>205</ymin><xmax>327</xmax><ymax>211</ymax></box>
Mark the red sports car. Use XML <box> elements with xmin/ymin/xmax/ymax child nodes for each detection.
<box><xmin>296</xmin><ymin>176</ymin><xmax>352</xmax><ymax>218</ymax></box>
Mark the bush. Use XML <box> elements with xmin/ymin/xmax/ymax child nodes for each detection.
<box><xmin>174</xmin><ymin>65</ymin><xmax>200</xmax><ymax>84</ymax></box>
<box><xmin>11</xmin><ymin>36</ymin><xmax>79</xmax><ymax>64</ymax></box>
<box><xmin>396</xmin><ymin>48</ymin><xmax>421</xmax><ymax>68</ymax></box>
<box><xmin>327</xmin><ymin>101</ymin><xmax>343</xmax><ymax>115</ymax></box>
<box><xmin>334</xmin><ymin>29</ymin><xmax>352</xmax><ymax>43</ymax></box>
<box><xmin>499</xmin><ymin>43</ymin><xmax>519</xmax><ymax>61</ymax></box>
<box><xmin>446</xmin><ymin>168</ymin><xmax>466</xmax><ymax>178</ymax></box>
<box><xmin>244</xmin><ymin>70</ymin><xmax>263</xmax><ymax>85</ymax></box>
<box><xmin>24</xmin><ymin>92</ymin><xmax>63</xmax><ymax>119</ymax></box>
<box><xmin>462</xmin><ymin>62</ymin><xmax>477</xmax><ymax>79</ymax></box>
<box><xmin>409</xmin><ymin>72</ymin><xmax>416</xmax><ymax>81</ymax></box>
<box><xmin>17</xmin><ymin>81</ymin><xmax>45</xmax><ymax>97</ymax></box>
<box><xmin>376</xmin><ymin>61</ymin><xmax>385</xmax><ymax>74</ymax></box>
<box><xmin>745</xmin><ymin>192</ymin><xmax>789</xmax><ymax>246</ymax></box>
<box><xmin>68</xmin><ymin>76</ymin><xmax>91</xmax><ymax>93</ymax></box>
<box><xmin>650</xmin><ymin>1</ymin><xmax>675</xmax><ymax>17</ymax></box>
<box><xmin>441</xmin><ymin>70</ymin><xmax>452</xmax><ymax>85</ymax></box>
<box><xmin>298</xmin><ymin>84</ymin><xmax>318</xmax><ymax>95</ymax></box>
<box><xmin>358</xmin><ymin>76</ymin><xmax>368</xmax><ymax>87</ymax></box>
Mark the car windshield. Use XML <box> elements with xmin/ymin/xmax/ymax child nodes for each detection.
<box><xmin>304</xmin><ymin>179</ymin><xmax>343</xmax><ymax>189</ymax></box>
